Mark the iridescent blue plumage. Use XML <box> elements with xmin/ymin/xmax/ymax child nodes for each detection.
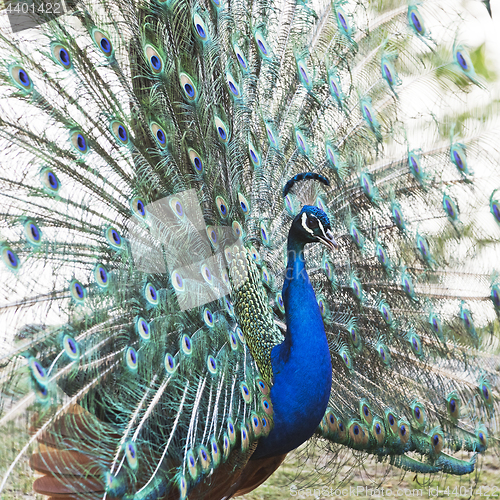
<box><xmin>253</xmin><ymin>206</ymin><xmax>334</xmax><ymax>459</ymax></box>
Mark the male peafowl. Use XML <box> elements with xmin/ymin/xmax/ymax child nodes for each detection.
<box><xmin>0</xmin><ymin>0</ymin><xmax>499</xmax><ymax>497</ymax></box>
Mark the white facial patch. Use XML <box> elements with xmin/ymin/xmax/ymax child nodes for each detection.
<box><xmin>317</xmin><ymin>220</ymin><xmax>326</xmax><ymax>237</ymax></box>
<box><xmin>301</xmin><ymin>212</ymin><xmax>314</xmax><ymax>235</ymax></box>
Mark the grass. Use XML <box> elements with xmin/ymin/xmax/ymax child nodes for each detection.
<box><xmin>241</xmin><ymin>441</ymin><xmax>500</xmax><ymax>500</ymax></box>
<box><xmin>0</xmin><ymin>419</ymin><xmax>44</xmax><ymax>500</ymax></box>
<box><xmin>1</xmin><ymin>426</ymin><xmax>498</xmax><ymax>499</ymax></box>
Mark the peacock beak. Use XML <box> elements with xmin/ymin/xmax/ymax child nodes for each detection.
<box><xmin>317</xmin><ymin>229</ymin><xmax>338</xmax><ymax>251</ymax></box>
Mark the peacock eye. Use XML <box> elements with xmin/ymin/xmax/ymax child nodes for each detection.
<box><xmin>306</xmin><ymin>217</ymin><xmax>318</xmax><ymax>229</ymax></box>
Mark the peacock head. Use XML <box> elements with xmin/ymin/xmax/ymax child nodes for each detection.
<box><xmin>290</xmin><ymin>205</ymin><xmax>338</xmax><ymax>251</ymax></box>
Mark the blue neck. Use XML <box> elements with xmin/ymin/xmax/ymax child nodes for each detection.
<box><xmin>253</xmin><ymin>236</ymin><xmax>332</xmax><ymax>459</ymax></box>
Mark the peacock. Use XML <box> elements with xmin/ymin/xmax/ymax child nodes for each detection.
<box><xmin>0</xmin><ymin>0</ymin><xmax>499</xmax><ymax>496</ymax></box>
